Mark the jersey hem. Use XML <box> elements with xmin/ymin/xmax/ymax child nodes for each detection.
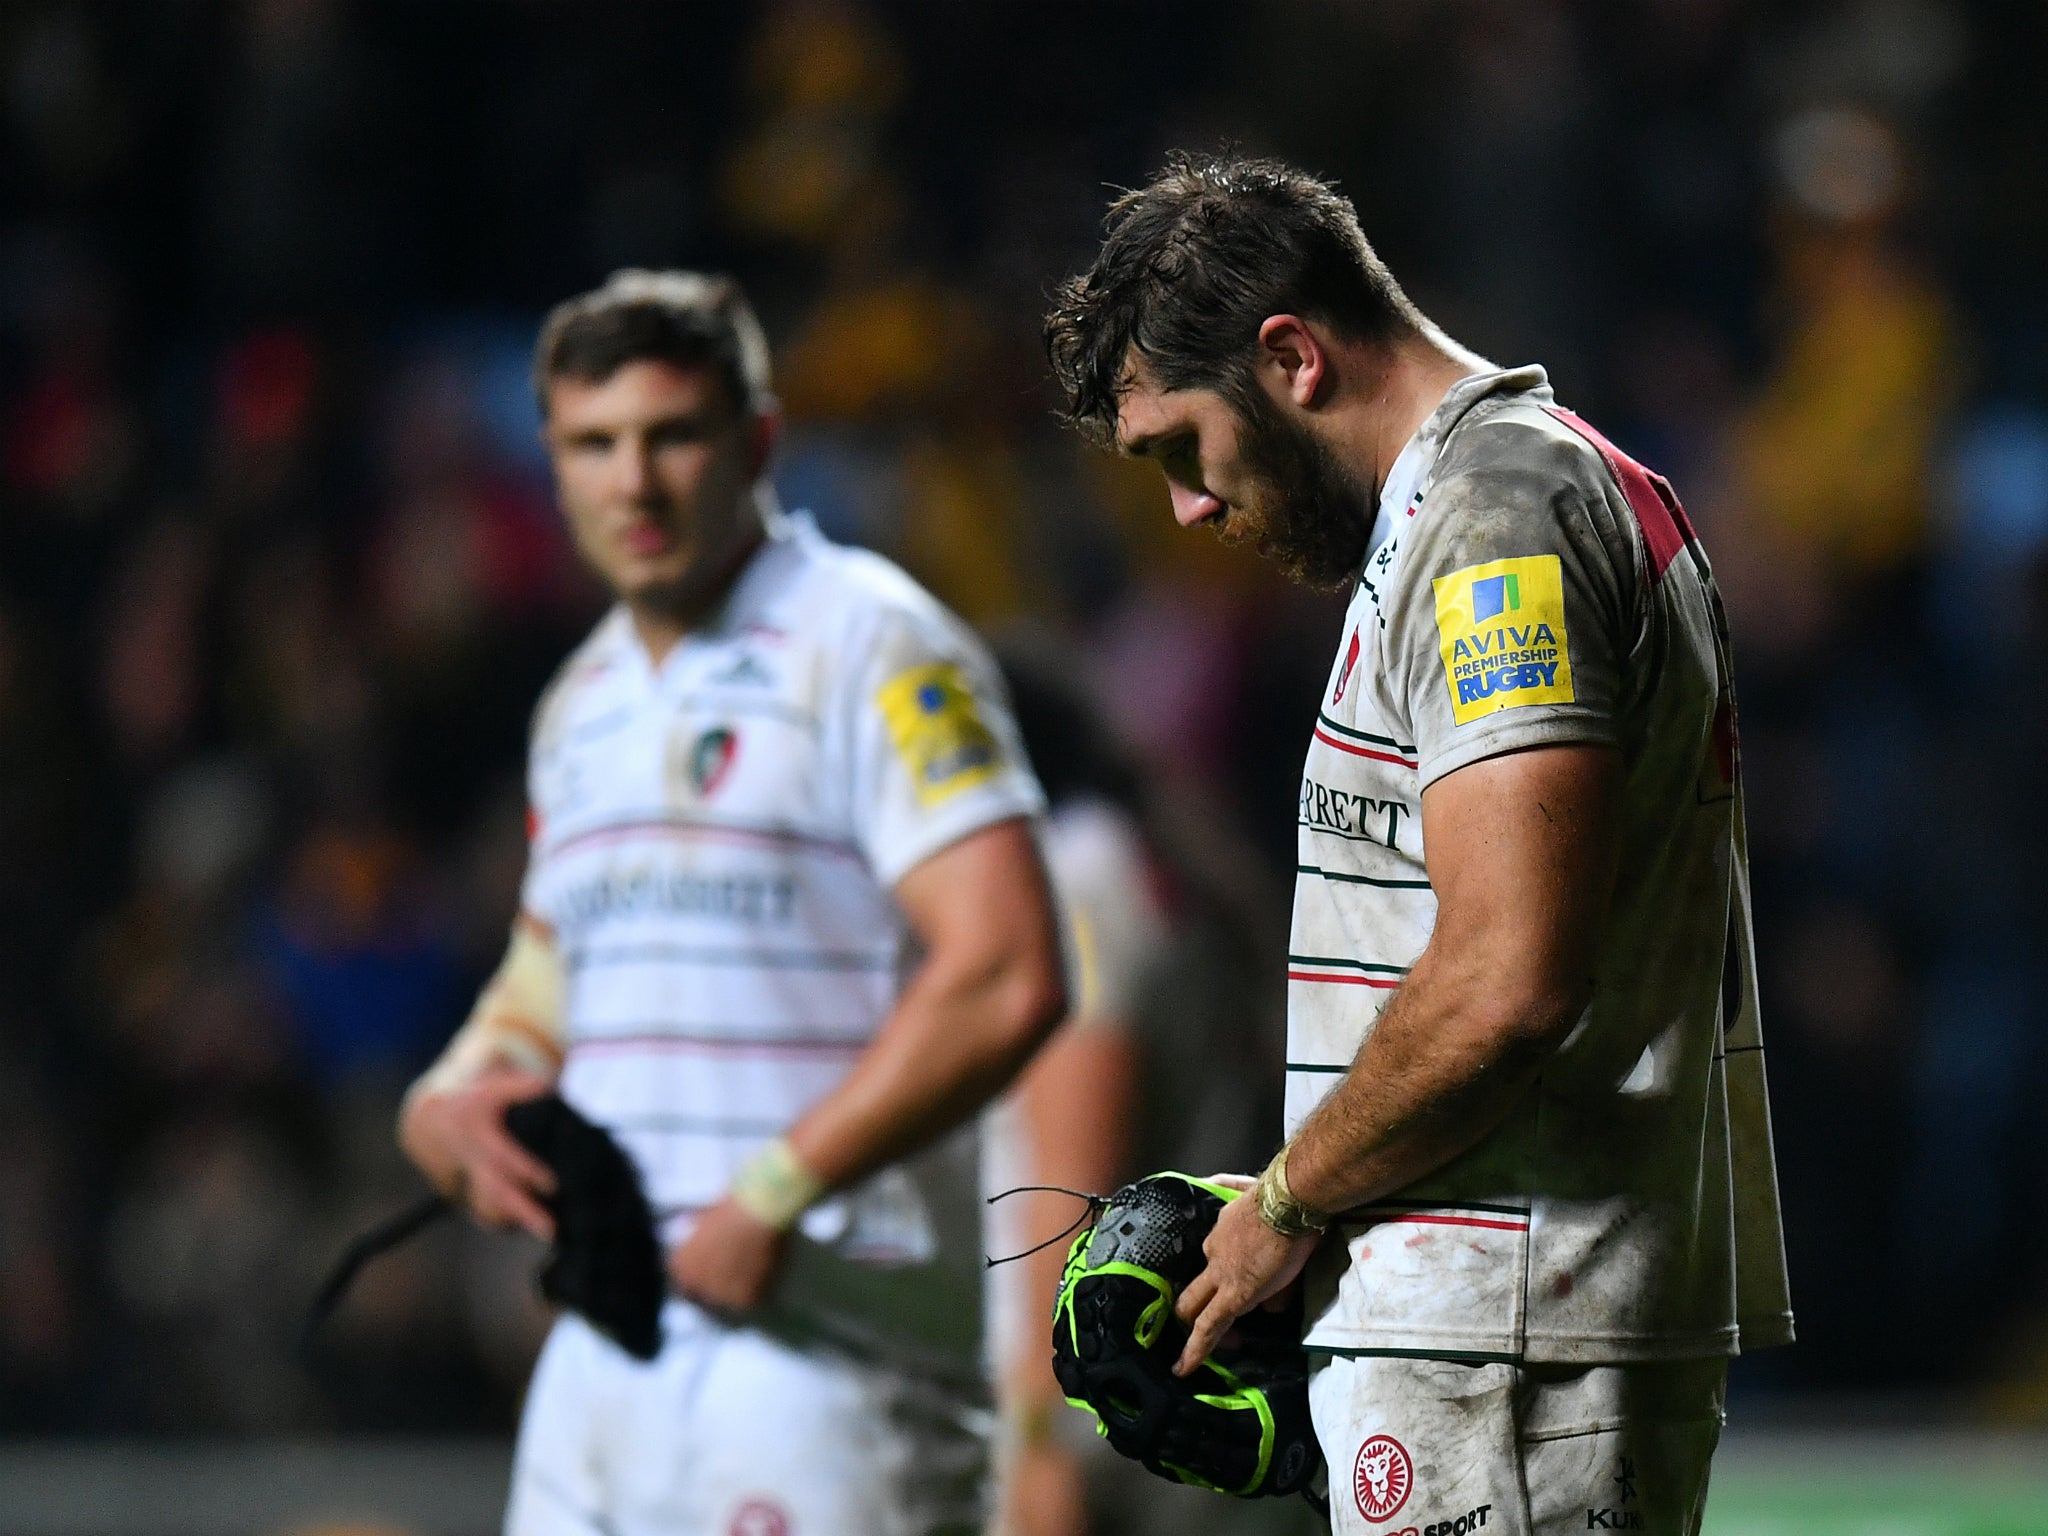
<box><xmin>1734</xmin><ymin>1312</ymin><xmax>1797</xmax><ymax>1352</ymax></box>
<box><xmin>1303</xmin><ymin>1327</ymin><xmax>1521</xmax><ymax>1357</ymax></box>
<box><xmin>1301</xmin><ymin>1325</ymin><xmax>1742</xmax><ymax>1365</ymax></box>
<box><xmin>1522</xmin><ymin>1327</ymin><xmax>1739</xmax><ymax>1364</ymax></box>
<box><xmin>1306</xmin><ymin>1345</ymin><xmax>1522</xmax><ymax>1365</ymax></box>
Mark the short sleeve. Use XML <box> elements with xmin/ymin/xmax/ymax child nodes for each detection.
<box><xmin>1383</xmin><ymin>434</ymin><xmax>1638</xmax><ymax>789</ymax></box>
<box><xmin>842</xmin><ymin>604</ymin><xmax>1046</xmax><ymax>888</ymax></box>
<box><xmin>1042</xmin><ymin>798</ymin><xmax>1167</xmax><ymax>1025</ymax></box>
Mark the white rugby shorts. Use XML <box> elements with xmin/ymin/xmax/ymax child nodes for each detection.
<box><xmin>1310</xmin><ymin>1354</ymin><xmax>1725</xmax><ymax>1536</ymax></box>
<box><xmin>507</xmin><ymin>1301</ymin><xmax>989</xmax><ymax>1536</ymax></box>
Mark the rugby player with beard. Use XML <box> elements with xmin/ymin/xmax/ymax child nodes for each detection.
<box><xmin>1045</xmin><ymin>155</ymin><xmax>1792</xmax><ymax>1536</ymax></box>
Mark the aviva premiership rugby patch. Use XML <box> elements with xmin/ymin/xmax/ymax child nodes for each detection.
<box><xmin>1432</xmin><ymin>555</ymin><xmax>1575</xmax><ymax>725</ymax></box>
<box><xmin>876</xmin><ymin>662</ymin><xmax>1001</xmax><ymax>805</ymax></box>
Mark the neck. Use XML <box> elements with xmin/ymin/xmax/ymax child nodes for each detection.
<box><xmin>1331</xmin><ymin>329</ymin><xmax>1491</xmax><ymax>502</ymax></box>
<box><xmin>624</xmin><ymin>524</ymin><xmax>768</xmax><ymax>666</ymax></box>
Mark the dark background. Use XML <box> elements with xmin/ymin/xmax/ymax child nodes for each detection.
<box><xmin>3</xmin><ymin>0</ymin><xmax>2046</xmax><ymax>1437</ymax></box>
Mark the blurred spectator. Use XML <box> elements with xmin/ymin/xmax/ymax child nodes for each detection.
<box><xmin>716</xmin><ymin>0</ymin><xmax>905</xmax><ymax>253</ymax></box>
<box><xmin>1738</xmin><ymin>104</ymin><xmax>1955</xmax><ymax>577</ymax></box>
<box><xmin>196</xmin><ymin>0</ymin><xmax>420</xmax><ymax>316</ymax></box>
<box><xmin>102</xmin><ymin>1112</ymin><xmax>316</xmax><ymax>1428</ymax></box>
<box><xmin>0</xmin><ymin>1078</ymin><xmax>87</xmax><ymax>1430</ymax></box>
<box><xmin>1</xmin><ymin>266</ymin><xmax>139</xmax><ymax>525</ymax></box>
<box><xmin>98</xmin><ymin>514</ymin><xmax>209</xmax><ymax>766</ymax></box>
<box><xmin>253</xmin><ymin>821</ymin><xmax>462</xmax><ymax>1086</ymax></box>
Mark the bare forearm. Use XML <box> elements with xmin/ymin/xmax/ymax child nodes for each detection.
<box><xmin>1014</xmin><ymin>1024</ymin><xmax>1138</xmax><ymax>1396</ymax></box>
<box><xmin>1282</xmin><ymin>954</ymin><xmax>1573</xmax><ymax>1215</ymax></box>
<box><xmin>786</xmin><ymin>947</ymin><xmax>1064</xmax><ymax>1190</ymax></box>
<box><xmin>403</xmin><ymin>915</ymin><xmax>565</xmax><ymax>1111</ymax></box>
<box><xmin>1020</xmin><ymin>1022</ymin><xmax>1136</xmax><ymax>1195</ymax></box>
<box><xmin>1284</xmin><ymin>747</ymin><xmax>1618</xmax><ymax>1216</ymax></box>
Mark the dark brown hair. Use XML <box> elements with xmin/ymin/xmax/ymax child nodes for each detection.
<box><xmin>533</xmin><ymin>269</ymin><xmax>774</xmax><ymax>418</ymax></box>
<box><xmin>1044</xmin><ymin>152</ymin><xmax>1418</xmax><ymax>447</ymax></box>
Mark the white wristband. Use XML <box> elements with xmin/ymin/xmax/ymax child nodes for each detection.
<box><xmin>729</xmin><ymin>1138</ymin><xmax>827</xmax><ymax>1230</ymax></box>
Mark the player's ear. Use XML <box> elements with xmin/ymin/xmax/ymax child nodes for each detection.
<box><xmin>1257</xmin><ymin>315</ymin><xmax>1327</xmax><ymax>408</ymax></box>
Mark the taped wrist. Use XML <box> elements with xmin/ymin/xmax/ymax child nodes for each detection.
<box><xmin>728</xmin><ymin>1138</ymin><xmax>826</xmax><ymax>1230</ymax></box>
<box><xmin>1254</xmin><ymin>1145</ymin><xmax>1329</xmax><ymax>1238</ymax></box>
<box><xmin>407</xmin><ymin>916</ymin><xmax>567</xmax><ymax>1104</ymax></box>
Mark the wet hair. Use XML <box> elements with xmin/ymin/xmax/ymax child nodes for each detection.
<box><xmin>1044</xmin><ymin>151</ymin><xmax>1419</xmax><ymax>447</ymax></box>
<box><xmin>533</xmin><ymin>269</ymin><xmax>775</xmax><ymax>418</ymax></box>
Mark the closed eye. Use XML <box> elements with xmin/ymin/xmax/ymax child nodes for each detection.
<box><xmin>648</xmin><ymin>415</ymin><xmax>720</xmax><ymax>449</ymax></box>
<box><xmin>1148</xmin><ymin>432</ymin><xmax>1196</xmax><ymax>466</ymax></box>
<box><xmin>1160</xmin><ymin>435</ymin><xmax>1201</xmax><ymax>478</ymax></box>
<box><xmin>1122</xmin><ymin>426</ymin><xmax>1191</xmax><ymax>461</ymax></box>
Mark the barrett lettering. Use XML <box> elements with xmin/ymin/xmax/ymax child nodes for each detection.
<box><xmin>1299</xmin><ymin>776</ymin><xmax>1410</xmax><ymax>849</ymax></box>
<box><xmin>558</xmin><ymin>868</ymin><xmax>799</xmax><ymax>930</ymax></box>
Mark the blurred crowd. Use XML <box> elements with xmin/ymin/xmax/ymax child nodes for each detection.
<box><xmin>1</xmin><ymin>0</ymin><xmax>2044</xmax><ymax>1439</ymax></box>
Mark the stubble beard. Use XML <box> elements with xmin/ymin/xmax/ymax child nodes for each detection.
<box><xmin>1220</xmin><ymin>391</ymin><xmax>1375</xmax><ymax>591</ymax></box>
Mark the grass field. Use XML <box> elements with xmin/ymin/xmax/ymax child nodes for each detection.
<box><xmin>1705</xmin><ymin>1432</ymin><xmax>2048</xmax><ymax>1536</ymax></box>
<box><xmin>0</xmin><ymin>1431</ymin><xmax>2044</xmax><ymax>1534</ymax></box>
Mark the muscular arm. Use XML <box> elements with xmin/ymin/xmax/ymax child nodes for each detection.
<box><xmin>785</xmin><ymin>816</ymin><xmax>1068</xmax><ymax>1186</ymax></box>
<box><xmin>670</xmin><ymin>816</ymin><xmax>1067</xmax><ymax>1309</ymax></box>
<box><xmin>1283</xmin><ymin>742</ymin><xmax>1621</xmax><ymax>1212</ymax></box>
<box><xmin>1174</xmin><ymin>743</ymin><xmax>1620</xmax><ymax>1369</ymax></box>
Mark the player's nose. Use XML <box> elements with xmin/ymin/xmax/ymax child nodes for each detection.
<box><xmin>1168</xmin><ymin>479</ymin><xmax>1225</xmax><ymax>529</ymax></box>
<box><xmin>614</xmin><ymin>437</ymin><xmax>658</xmax><ymax>502</ymax></box>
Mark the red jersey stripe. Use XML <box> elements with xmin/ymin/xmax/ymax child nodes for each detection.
<box><xmin>1360</xmin><ymin>1212</ymin><xmax>1530</xmax><ymax>1232</ymax></box>
<box><xmin>1311</xmin><ymin>727</ymin><xmax>1419</xmax><ymax>768</ymax></box>
<box><xmin>1543</xmin><ymin>406</ymin><xmax>1698</xmax><ymax>580</ymax></box>
<box><xmin>1288</xmin><ymin>970</ymin><xmax>1401</xmax><ymax>988</ymax></box>
<box><xmin>547</xmin><ymin>817</ymin><xmax>864</xmax><ymax>863</ymax></box>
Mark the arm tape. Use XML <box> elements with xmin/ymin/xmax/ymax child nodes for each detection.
<box><xmin>406</xmin><ymin>915</ymin><xmax>567</xmax><ymax>1103</ymax></box>
<box><xmin>728</xmin><ymin>1138</ymin><xmax>827</xmax><ymax>1230</ymax></box>
<box><xmin>1254</xmin><ymin>1144</ymin><xmax>1330</xmax><ymax>1237</ymax></box>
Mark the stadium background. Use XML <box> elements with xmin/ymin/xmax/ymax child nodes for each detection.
<box><xmin>1</xmin><ymin>1</ymin><xmax>2045</xmax><ymax>1532</ymax></box>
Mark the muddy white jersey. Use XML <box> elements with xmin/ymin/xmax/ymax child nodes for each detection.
<box><xmin>520</xmin><ymin>512</ymin><xmax>1044</xmax><ymax>1381</ymax></box>
<box><xmin>1288</xmin><ymin>367</ymin><xmax>1793</xmax><ymax>1364</ymax></box>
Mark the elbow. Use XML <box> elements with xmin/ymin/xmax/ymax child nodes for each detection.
<box><xmin>1009</xmin><ymin>953</ymin><xmax>1071</xmax><ymax>1056</ymax></box>
<box><xmin>986</xmin><ymin>946</ymin><xmax>1068</xmax><ymax>1068</ymax></box>
<box><xmin>1467</xmin><ymin>976</ymin><xmax>1590</xmax><ymax>1063</ymax></box>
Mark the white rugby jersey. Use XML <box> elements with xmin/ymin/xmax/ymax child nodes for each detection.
<box><xmin>1289</xmin><ymin>367</ymin><xmax>1794</xmax><ymax>1364</ymax></box>
<box><xmin>520</xmin><ymin>512</ymin><xmax>1045</xmax><ymax>1380</ymax></box>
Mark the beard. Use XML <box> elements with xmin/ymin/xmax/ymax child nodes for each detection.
<box><xmin>1216</xmin><ymin>390</ymin><xmax>1376</xmax><ymax>590</ymax></box>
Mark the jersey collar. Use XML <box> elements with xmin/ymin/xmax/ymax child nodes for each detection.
<box><xmin>1360</xmin><ymin>364</ymin><xmax>1553</xmax><ymax>568</ymax></box>
<box><xmin>600</xmin><ymin>501</ymin><xmax>802</xmax><ymax>690</ymax></box>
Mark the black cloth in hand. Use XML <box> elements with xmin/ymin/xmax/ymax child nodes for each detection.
<box><xmin>504</xmin><ymin>1094</ymin><xmax>666</xmax><ymax>1361</ymax></box>
<box><xmin>308</xmin><ymin>1094</ymin><xmax>666</xmax><ymax>1362</ymax></box>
